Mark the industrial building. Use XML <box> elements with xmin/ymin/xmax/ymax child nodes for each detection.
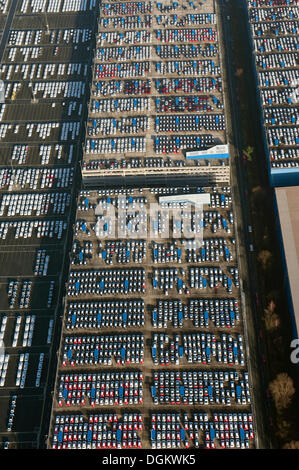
<box><xmin>46</xmin><ymin>0</ymin><xmax>260</xmax><ymax>451</ymax></box>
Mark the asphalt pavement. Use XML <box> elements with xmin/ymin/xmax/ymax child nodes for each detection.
<box><xmin>0</xmin><ymin>0</ymin><xmax>19</xmax><ymax>63</ymax></box>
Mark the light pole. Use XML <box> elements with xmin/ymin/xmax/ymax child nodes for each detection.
<box><xmin>28</xmin><ymin>82</ymin><xmax>38</xmax><ymax>104</ymax></box>
<box><xmin>44</xmin><ymin>11</ymin><xmax>50</xmax><ymax>35</ymax></box>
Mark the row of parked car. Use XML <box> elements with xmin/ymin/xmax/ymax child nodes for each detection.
<box><xmin>52</xmin><ymin>406</ymin><xmax>254</xmax><ymax>449</ymax></box>
<box><xmin>65</xmin><ymin>299</ymin><xmax>145</xmax><ymax>330</ymax></box>
<box><xmin>7</xmin><ymin>46</ymin><xmax>44</xmax><ymax>63</ymax></box>
<box><xmin>155</xmin><ymin>77</ymin><xmax>222</xmax><ymax>94</ymax></box>
<box><xmin>264</xmin><ymin>106</ymin><xmax>298</xmax><ymax>126</ymax></box>
<box><xmin>0</xmin><ymin>0</ymin><xmax>9</xmax><ymax>13</ymax></box>
<box><xmin>154</xmin><ymin>134</ymin><xmax>215</xmax><ymax>154</ymax></box>
<box><xmin>99</xmin><ymin>14</ymin><xmax>152</xmax><ymax>30</ymax></box>
<box><xmin>49</xmin><ymin>28</ymin><xmax>93</xmax><ymax>45</ymax></box>
<box><xmin>155</xmin><ymin>95</ymin><xmax>214</xmax><ymax>113</ymax></box>
<box><xmin>151</xmin><ymin>370</ymin><xmax>251</xmax><ymax>406</ymax></box>
<box><xmin>88</xmin><ymin>116</ymin><xmax>149</xmax><ymax>136</ymax></box>
<box><xmin>150</xmin><ymin>411</ymin><xmax>254</xmax><ymax>449</ymax></box>
<box><xmin>0</xmin><ymin>192</ymin><xmax>70</xmax><ymax>217</ymax></box>
<box><xmin>248</xmin><ymin>0</ymin><xmax>298</xmax><ymax>169</ymax></box>
<box><xmin>0</xmin><ymin>62</ymin><xmax>88</xmax><ymax>87</ymax></box>
<box><xmin>0</xmin><ymin>220</ymin><xmax>67</xmax><ymax>241</ymax></box>
<box><xmin>20</xmin><ymin>315</ymin><xmax>36</xmax><ymax>347</ymax></box>
<box><xmin>83</xmin><ymin>157</ymin><xmax>189</xmax><ymax>170</ymax></box>
<box><xmin>190</xmin><ymin>266</ymin><xmax>239</xmax><ymax>291</ymax></box>
<box><xmin>151</xmin><ymin>265</ymin><xmax>237</xmax><ymax>295</ymax></box>
<box><xmin>98</xmin><ymin>240</ymin><xmax>147</xmax><ymax>265</ymax></box>
<box><xmin>152</xmin><ymin>332</ymin><xmax>245</xmax><ymax>366</ymax></box>
<box><xmin>31</xmin><ymin>81</ymin><xmax>86</xmax><ymax>99</ymax></box>
<box><xmin>0</xmin><ymin>315</ymin><xmax>7</xmax><ymax>344</ymax></box>
<box><xmin>268</xmin><ymin>126</ymin><xmax>298</xmax><ymax>147</ymax></box>
<box><xmin>8</xmin><ymin>30</ymin><xmax>42</xmax><ymax>46</ymax></box>
<box><xmin>101</xmin><ymin>1</ymin><xmax>152</xmax><ymax>15</ymax></box>
<box><xmin>249</xmin><ymin>5</ymin><xmax>297</xmax><ymax>22</ymax></box>
<box><xmin>251</xmin><ymin>19</ymin><xmax>296</xmax><ymax>36</ymax></box>
<box><xmin>8</xmin><ymin>25</ymin><xmax>92</xmax><ymax>50</ymax></box>
<box><xmin>156</xmin><ymin>43</ymin><xmax>218</xmax><ymax>59</ymax></box>
<box><xmin>12</xmin><ymin>315</ymin><xmax>23</xmax><ymax>348</ymax></box>
<box><xmin>270</xmin><ymin>148</ymin><xmax>298</xmax><ymax>161</ymax></box>
<box><xmin>95</xmin><ymin>61</ymin><xmax>150</xmax><ymax>79</ymax></box>
<box><xmin>52</xmin><ymin>412</ymin><xmax>143</xmax><ymax>449</ymax></box>
<box><xmin>86</xmin><ymin>136</ymin><xmax>146</xmax><ymax>154</ymax></box>
<box><xmin>155</xmin><ymin>12</ymin><xmax>216</xmax><ymax>27</ymax></box>
<box><xmin>155</xmin><ymin>59</ymin><xmax>221</xmax><ymax>76</ymax></box>
<box><xmin>152</xmin><ymin>298</ymin><xmax>240</xmax><ymax>329</ymax></box>
<box><xmin>61</xmin><ymin>334</ymin><xmax>144</xmax><ymax>366</ymax></box>
<box><xmin>0</xmin><ymin>167</ymin><xmax>74</xmax><ymax>190</ymax></box>
<box><xmin>254</xmin><ymin>36</ymin><xmax>298</xmax><ymax>53</ymax></box>
<box><xmin>24</xmin><ymin>122</ymin><xmax>61</xmax><ymax>140</ymax></box>
<box><xmin>155</xmin><ymin>114</ymin><xmax>225</xmax><ymax>132</ymax></box>
<box><xmin>96</xmin><ymin>45</ymin><xmax>151</xmax><ymax>61</ymax></box>
<box><xmin>259</xmin><ymin>68</ymin><xmax>297</xmax><ymax>88</ymax></box>
<box><xmin>155</xmin><ymin>27</ymin><xmax>217</xmax><ymax>42</ymax></box>
<box><xmin>256</xmin><ymin>52</ymin><xmax>297</xmax><ymax>69</ymax></box>
<box><xmin>20</xmin><ymin>0</ymin><xmax>97</xmax><ymax>14</ymax></box>
<box><xmin>71</xmin><ymin>240</ymin><xmax>93</xmax><ymax>265</ymax></box>
<box><xmin>67</xmin><ymin>268</ymin><xmax>146</xmax><ymax>296</ymax></box>
<box><xmin>15</xmin><ymin>353</ymin><xmax>29</xmax><ymax>389</ymax></box>
<box><xmin>261</xmin><ymin>86</ymin><xmax>296</xmax><ymax>106</ymax></box>
<box><xmin>58</xmin><ymin>371</ymin><xmax>143</xmax><ymax>407</ymax></box>
<box><xmin>7</xmin><ymin>280</ymin><xmax>32</xmax><ymax>309</ymax></box>
<box><xmin>6</xmin><ymin>395</ymin><xmax>17</xmax><ymax>432</ymax></box>
<box><xmin>34</xmin><ymin>250</ymin><xmax>50</xmax><ymax>276</ymax></box>
<box><xmin>97</xmin><ymin>30</ymin><xmax>152</xmax><ymax>46</ymax></box>
<box><xmin>0</xmin><ymin>62</ymin><xmax>88</xmax><ymax>82</ymax></box>
<box><xmin>0</xmin><ymin>353</ymin><xmax>9</xmax><ymax>387</ymax></box>
<box><xmin>93</xmin><ymin>79</ymin><xmax>151</xmax><ymax>97</ymax></box>
<box><xmin>186</xmin><ymin>237</ymin><xmax>234</xmax><ymax>263</ymax></box>
<box><xmin>91</xmin><ymin>97</ymin><xmax>150</xmax><ymax>114</ymax></box>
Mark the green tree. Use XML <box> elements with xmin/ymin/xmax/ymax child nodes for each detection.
<box><xmin>243</xmin><ymin>146</ymin><xmax>254</xmax><ymax>162</ymax></box>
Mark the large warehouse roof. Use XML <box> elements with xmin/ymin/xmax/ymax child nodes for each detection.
<box><xmin>275</xmin><ymin>186</ymin><xmax>299</xmax><ymax>337</ymax></box>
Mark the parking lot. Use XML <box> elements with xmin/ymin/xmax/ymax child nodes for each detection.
<box><xmin>0</xmin><ymin>0</ymin><xmax>99</xmax><ymax>449</ymax></box>
<box><xmin>0</xmin><ymin>0</ymin><xmax>261</xmax><ymax>451</ymax></box>
<box><xmin>82</xmin><ymin>0</ymin><xmax>228</xmax><ymax>177</ymax></box>
<box><xmin>48</xmin><ymin>185</ymin><xmax>256</xmax><ymax>449</ymax></box>
<box><xmin>247</xmin><ymin>0</ymin><xmax>299</xmax><ymax>173</ymax></box>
